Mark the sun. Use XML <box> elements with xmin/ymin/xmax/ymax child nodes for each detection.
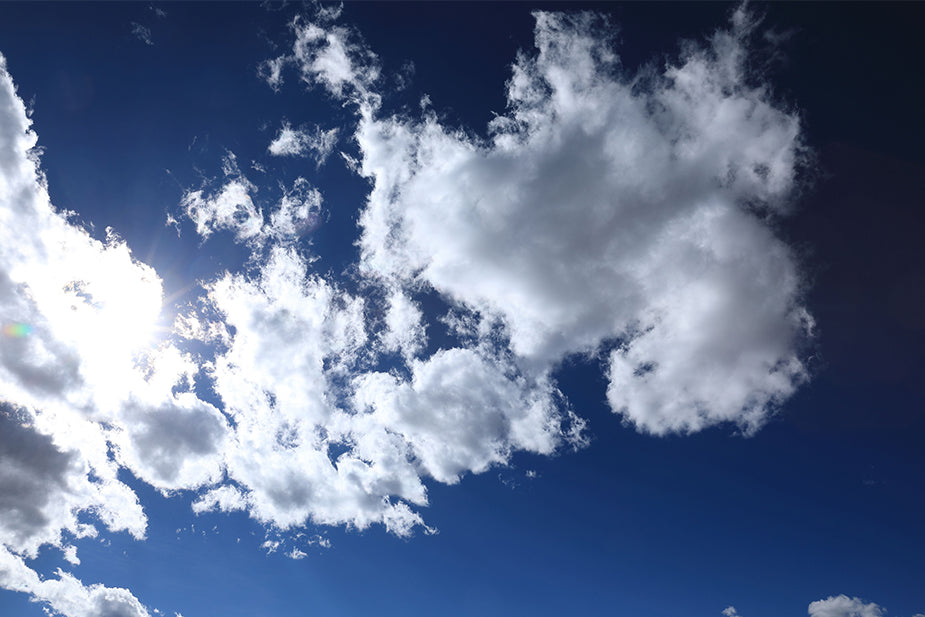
<box><xmin>35</xmin><ymin>247</ymin><xmax>168</xmax><ymax>394</ymax></box>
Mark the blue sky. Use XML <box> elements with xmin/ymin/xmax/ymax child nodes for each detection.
<box><xmin>0</xmin><ymin>3</ymin><xmax>922</xmax><ymax>617</ymax></box>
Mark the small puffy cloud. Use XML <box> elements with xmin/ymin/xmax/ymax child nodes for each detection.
<box><xmin>268</xmin><ymin>122</ymin><xmax>339</xmax><ymax>167</ymax></box>
<box><xmin>267</xmin><ymin>177</ymin><xmax>324</xmax><ymax>240</ymax></box>
<box><xmin>808</xmin><ymin>596</ymin><xmax>885</xmax><ymax>617</ymax></box>
<box><xmin>723</xmin><ymin>608</ymin><xmax>741</xmax><ymax>617</ymax></box>
<box><xmin>112</xmin><ymin>394</ymin><xmax>228</xmax><ymax>492</ymax></box>
<box><xmin>180</xmin><ymin>159</ymin><xmax>324</xmax><ymax>244</ymax></box>
<box><xmin>181</xmin><ymin>152</ymin><xmax>263</xmax><ymax>241</ymax></box>
<box><xmin>261</xmin><ymin>11</ymin><xmax>379</xmax><ymax>103</ymax></box>
<box><xmin>379</xmin><ymin>288</ymin><xmax>426</xmax><ymax>361</ymax></box>
<box><xmin>192</xmin><ymin>485</ymin><xmax>247</xmax><ymax>515</ymax></box>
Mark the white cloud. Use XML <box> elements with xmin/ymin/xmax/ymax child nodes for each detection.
<box><xmin>0</xmin><ymin>54</ymin><xmax>153</xmax><ymax>552</ymax></box>
<box><xmin>0</xmin><ymin>6</ymin><xmax>824</xmax><ymax>613</ymax></box>
<box><xmin>0</xmin><ymin>52</ymin><xmax>211</xmax><ymax>616</ymax></box>
<box><xmin>268</xmin><ymin>122</ymin><xmax>339</xmax><ymax>167</ymax></box>
<box><xmin>0</xmin><ymin>407</ymin><xmax>141</xmax><ymax>559</ymax></box>
<box><xmin>379</xmin><ymin>288</ymin><xmax>426</xmax><ymax>361</ymax></box>
<box><xmin>172</xmin><ymin>2</ymin><xmax>812</xmax><ymax>541</ymax></box>
<box><xmin>183</xmin><ymin>246</ymin><xmax>432</xmax><ymax>534</ymax></box>
<box><xmin>192</xmin><ymin>485</ymin><xmax>247</xmax><ymax>515</ymax></box>
<box><xmin>262</xmin><ymin>12</ymin><xmax>379</xmax><ymax>103</ymax></box>
<box><xmin>173</xmin><ymin>222</ymin><xmax>585</xmax><ymax>534</ymax></box>
<box><xmin>0</xmin><ymin>546</ymin><xmax>150</xmax><ymax>617</ymax></box>
<box><xmin>808</xmin><ymin>596</ymin><xmax>885</xmax><ymax>617</ymax></box>
<box><xmin>181</xmin><ymin>152</ymin><xmax>263</xmax><ymax>242</ymax></box>
<box><xmin>131</xmin><ymin>22</ymin><xmax>153</xmax><ymax>46</ymax></box>
<box><xmin>723</xmin><ymin>608</ymin><xmax>741</xmax><ymax>617</ymax></box>
<box><xmin>180</xmin><ymin>159</ymin><xmax>324</xmax><ymax>244</ymax></box>
<box><xmin>258</xmin><ymin>56</ymin><xmax>287</xmax><ymax>92</ymax></box>
<box><xmin>267</xmin><ymin>177</ymin><xmax>324</xmax><ymax>240</ymax></box>
<box><xmin>112</xmin><ymin>393</ymin><xmax>228</xmax><ymax>493</ymax></box>
<box><xmin>351</xmin><ymin>349</ymin><xmax>572</xmax><ymax>485</ymax></box>
<box><xmin>346</xmin><ymin>8</ymin><xmax>812</xmax><ymax>435</ymax></box>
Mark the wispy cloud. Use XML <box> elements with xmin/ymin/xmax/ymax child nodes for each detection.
<box><xmin>131</xmin><ymin>22</ymin><xmax>154</xmax><ymax>46</ymax></box>
<box><xmin>268</xmin><ymin>122</ymin><xmax>339</xmax><ymax>167</ymax></box>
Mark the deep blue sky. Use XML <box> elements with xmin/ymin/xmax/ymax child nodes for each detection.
<box><xmin>0</xmin><ymin>3</ymin><xmax>923</xmax><ymax>617</ymax></box>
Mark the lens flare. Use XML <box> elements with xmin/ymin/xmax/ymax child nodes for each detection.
<box><xmin>2</xmin><ymin>323</ymin><xmax>33</xmax><ymax>338</ymax></box>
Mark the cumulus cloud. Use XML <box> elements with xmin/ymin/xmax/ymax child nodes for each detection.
<box><xmin>725</xmin><ymin>595</ymin><xmax>921</xmax><ymax>617</ymax></box>
<box><xmin>808</xmin><ymin>596</ymin><xmax>885</xmax><ymax>617</ymax></box>
<box><xmin>0</xmin><ymin>547</ymin><xmax>150</xmax><ymax>617</ymax></box>
<box><xmin>0</xmin><ymin>4</ymin><xmax>821</xmax><ymax>612</ymax></box>
<box><xmin>170</xmin><ymin>1</ymin><xmax>815</xmax><ymax>539</ymax></box>
<box><xmin>351</xmin><ymin>348</ymin><xmax>574</xmax><ymax>485</ymax></box>
<box><xmin>183</xmin><ymin>245</ymin><xmax>423</xmax><ymax>534</ymax></box>
<box><xmin>112</xmin><ymin>394</ymin><xmax>227</xmax><ymax>493</ymax></box>
<box><xmin>0</xmin><ymin>53</ymin><xmax>208</xmax><ymax>615</ymax></box>
<box><xmin>268</xmin><ymin>122</ymin><xmax>339</xmax><ymax>167</ymax></box>
<box><xmin>172</xmin><ymin>232</ymin><xmax>584</xmax><ymax>535</ymax></box>
<box><xmin>344</xmin><ymin>7</ymin><xmax>812</xmax><ymax>435</ymax></box>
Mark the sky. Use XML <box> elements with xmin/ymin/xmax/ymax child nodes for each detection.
<box><xmin>0</xmin><ymin>2</ymin><xmax>923</xmax><ymax>617</ymax></box>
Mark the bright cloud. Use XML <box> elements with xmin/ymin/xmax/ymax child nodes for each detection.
<box><xmin>0</xmin><ymin>52</ymin><xmax>218</xmax><ymax>615</ymax></box>
<box><xmin>268</xmin><ymin>122</ymin><xmax>339</xmax><ymax>167</ymax></box>
<box><xmin>0</xmin><ymin>4</ymin><xmax>827</xmax><ymax>615</ymax></box>
<box><xmin>335</xmin><ymin>8</ymin><xmax>812</xmax><ymax>435</ymax></box>
<box><xmin>725</xmin><ymin>595</ymin><xmax>921</xmax><ymax>617</ymax></box>
<box><xmin>0</xmin><ymin>546</ymin><xmax>150</xmax><ymax>617</ymax></box>
<box><xmin>260</xmin><ymin>12</ymin><xmax>379</xmax><ymax>102</ymax></box>
<box><xmin>808</xmin><ymin>596</ymin><xmax>886</xmax><ymax>617</ymax></box>
<box><xmin>181</xmin><ymin>155</ymin><xmax>324</xmax><ymax>245</ymax></box>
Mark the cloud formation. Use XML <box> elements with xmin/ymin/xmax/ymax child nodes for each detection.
<box><xmin>337</xmin><ymin>8</ymin><xmax>813</xmax><ymax>435</ymax></box>
<box><xmin>808</xmin><ymin>596</ymin><xmax>885</xmax><ymax>617</ymax></box>
<box><xmin>268</xmin><ymin>122</ymin><xmax>339</xmax><ymax>167</ymax></box>
<box><xmin>725</xmin><ymin>595</ymin><xmax>921</xmax><ymax>617</ymax></box>
<box><xmin>0</xmin><ymin>547</ymin><xmax>149</xmax><ymax>617</ymax></box>
<box><xmin>0</xmin><ymin>5</ymin><xmax>819</xmax><ymax>614</ymax></box>
<box><xmin>0</xmin><ymin>53</ymin><xmax>208</xmax><ymax>615</ymax></box>
<box><xmin>180</xmin><ymin>154</ymin><xmax>324</xmax><ymax>245</ymax></box>
<box><xmin>131</xmin><ymin>22</ymin><xmax>153</xmax><ymax>46</ymax></box>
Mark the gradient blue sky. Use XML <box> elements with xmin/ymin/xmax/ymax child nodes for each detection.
<box><xmin>0</xmin><ymin>3</ymin><xmax>922</xmax><ymax>617</ymax></box>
